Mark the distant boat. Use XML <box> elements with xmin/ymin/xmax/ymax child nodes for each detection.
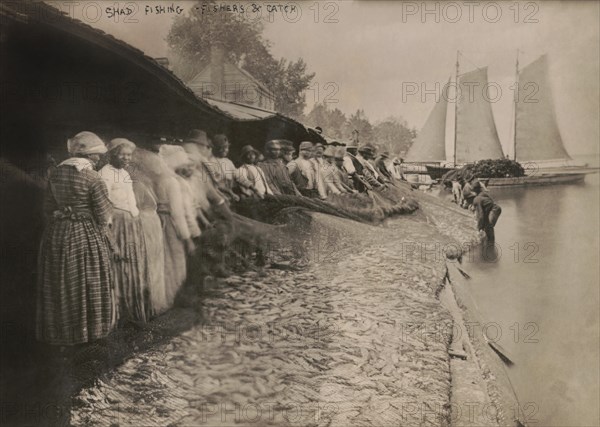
<box><xmin>404</xmin><ymin>52</ymin><xmax>597</xmax><ymax>185</ymax></box>
<box><xmin>490</xmin><ymin>53</ymin><xmax>596</xmax><ymax>186</ymax></box>
<box><xmin>405</xmin><ymin>52</ymin><xmax>505</xmax><ymax>178</ymax></box>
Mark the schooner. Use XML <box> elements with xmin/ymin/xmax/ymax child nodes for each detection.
<box><xmin>405</xmin><ymin>51</ymin><xmax>595</xmax><ymax>186</ymax></box>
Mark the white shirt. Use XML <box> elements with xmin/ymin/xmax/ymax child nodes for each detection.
<box><xmin>99</xmin><ymin>164</ymin><xmax>139</xmax><ymax>216</ymax></box>
<box><xmin>343</xmin><ymin>154</ymin><xmax>356</xmax><ymax>175</ymax></box>
<box><xmin>238</xmin><ymin>164</ymin><xmax>273</xmax><ymax>196</ymax></box>
<box><xmin>287</xmin><ymin>157</ymin><xmax>316</xmax><ymax>189</ymax></box>
<box><xmin>216</xmin><ymin>157</ymin><xmax>236</xmax><ymax>183</ymax></box>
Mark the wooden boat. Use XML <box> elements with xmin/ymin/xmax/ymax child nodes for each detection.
<box><xmin>425</xmin><ymin>165</ymin><xmax>455</xmax><ymax>180</ymax></box>
<box><xmin>406</xmin><ymin>52</ymin><xmax>591</xmax><ymax>187</ymax></box>
<box><xmin>487</xmin><ymin>172</ymin><xmax>586</xmax><ymax>187</ymax></box>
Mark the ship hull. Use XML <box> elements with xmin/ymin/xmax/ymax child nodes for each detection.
<box><xmin>486</xmin><ymin>172</ymin><xmax>588</xmax><ymax>187</ymax></box>
<box><xmin>424</xmin><ymin>165</ymin><xmax>456</xmax><ymax>180</ymax></box>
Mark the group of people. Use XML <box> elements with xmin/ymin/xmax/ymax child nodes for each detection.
<box><xmin>450</xmin><ymin>178</ymin><xmax>502</xmax><ymax>242</ymax></box>
<box><xmin>37</xmin><ymin>130</ymin><xmax>231</xmax><ymax>347</ymax></box>
<box><xmin>36</xmin><ymin>128</ymin><xmax>412</xmax><ymax>348</ymax></box>
<box><xmin>209</xmin><ymin>137</ymin><xmax>405</xmax><ymax>202</ymax></box>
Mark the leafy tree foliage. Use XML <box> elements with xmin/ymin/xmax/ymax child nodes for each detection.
<box><xmin>167</xmin><ymin>1</ymin><xmax>314</xmax><ymax>118</ymax></box>
<box><xmin>304</xmin><ymin>103</ymin><xmax>416</xmax><ymax>154</ymax></box>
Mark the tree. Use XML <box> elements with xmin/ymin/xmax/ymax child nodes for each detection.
<box><xmin>343</xmin><ymin>110</ymin><xmax>374</xmax><ymax>143</ymax></box>
<box><xmin>373</xmin><ymin>116</ymin><xmax>416</xmax><ymax>155</ymax></box>
<box><xmin>166</xmin><ymin>1</ymin><xmax>315</xmax><ymax>118</ymax></box>
<box><xmin>304</xmin><ymin>102</ymin><xmax>347</xmax><ymax>139</ymax></box>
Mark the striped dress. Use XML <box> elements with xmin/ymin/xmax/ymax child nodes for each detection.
<box><xmin>36</xmin><ymin>164</ymin><xmax>114</xmax><ymax>345</ymax></box>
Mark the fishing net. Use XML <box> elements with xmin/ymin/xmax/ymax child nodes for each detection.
<box><xmin>233</xmin><ymin>178</ymin><xmax>419</xmax><ymax>226</ymax></box>
<box><xmin>130</xmin><ymin>147</ymin><xmax>420</xmax><ymax>284</ymax></box>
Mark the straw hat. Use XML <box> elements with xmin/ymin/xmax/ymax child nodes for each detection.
<box><xmin>358</xmin><ymin>144</ymin><xmax>377</xmax><ymax>155</ymax></box>
<box><xmin>299</xmin><ymin>141</ymin><xmax>313</xmax><ymax>151</ymax></box>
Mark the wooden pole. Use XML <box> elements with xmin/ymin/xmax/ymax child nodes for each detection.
<box><xmin>453</xmin><ymin>50</ymin><xmax>460</xmax><ymax>166</ymax></box>
<box><xmin>513</xmin><ymin>49</ymin><xmax>519</xmax><ymax>161</ymax></box>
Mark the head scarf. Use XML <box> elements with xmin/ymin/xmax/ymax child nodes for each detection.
<box><xmin>107</xmin><ymin>138</ymin><xmax>136</xmax><ymax>153</ymax></box>
<box><xmin>67</xmin><ymin>131</ymin><xmax>107</xmax><ymax>155</ymax></box>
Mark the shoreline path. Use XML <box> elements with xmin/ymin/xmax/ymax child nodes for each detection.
<box><xmin>72</xmin><ymin>199</ymin><xmax>478</xmax><ymax>427</ymax></box>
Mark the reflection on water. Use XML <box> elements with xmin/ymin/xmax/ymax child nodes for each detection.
<box><xmin>464</xmin><ymin>171</ymin><xmax>599</xmax><ymax>426</ymax></box>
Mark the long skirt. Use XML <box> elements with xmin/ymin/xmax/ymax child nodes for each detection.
<box><xmin>111</xmin><ymin>210</ymin><xmax>148</xmax><ymax>323</ymax></box>
<box><xmin>158</xmin><ymin>212</ymin><xmax>186</xmax><ymax>306</ymax></box>
<box><xmin>139</xmin><ymin>210</ymin><xmax>168</xmax><ymax>316</ymax></box>
<box><xmin>36</xmin><ymin>217</ymin><xmax>114</xmax><ymax>345</ymax></box>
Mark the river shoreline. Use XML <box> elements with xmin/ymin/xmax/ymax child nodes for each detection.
<box><xmin>4</xmin><ymin>191</ymin><xmax>522</xmax><ymax>426</ymax></box>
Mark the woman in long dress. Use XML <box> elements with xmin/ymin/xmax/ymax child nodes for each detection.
<box><xmin>100</xmin><ymin>139</ymin><xmax>148</xmax><ymax>323</ymax></box>
<box><xmin>37</xmin><ymin>131</ymin><xmax>114</xmax><ymax>345</ymax></box>
<box><xmin>157</xmin><ymin>145</ymin><xmax>196</xmax><ymax>305</ymax></box>
<box><xmin>128</xmin><ymin>150</ymin><xmax>168</xmax><ymax>316</ymax></box>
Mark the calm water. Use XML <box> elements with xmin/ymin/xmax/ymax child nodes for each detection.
<box><xmin>464</xmin><ymin>162</ymin><xmax>600</xmax><ymax>426</ymax></box>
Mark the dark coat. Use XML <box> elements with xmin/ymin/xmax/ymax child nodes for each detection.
<box><xmin>473</xmin><ymin>192</ymin><xmax>501</xmax><ymax>230</ymax></box>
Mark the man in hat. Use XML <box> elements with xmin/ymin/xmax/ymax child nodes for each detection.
<box><xmin>333</xmin><ymin>147</ymin><xmax>356</xmax><ymax>192</ymax></box>
<box><xmin>279</xmin><ymin>140</ymin><xmax>296</xmax><ymax>164</ymax></box>
<box><xmin>213</xmin><ymin>134</ymin><xmax>263</xmax><ymax>201</ymax></box>
<box><xmin>258</xmin><ymin>140</ymin><xmax>301</xmax><ymax>196</ymax></box>
<box><xmin>321</xmin><ymin>144</ymin><xmax>351</xmax><ymax>195</ymax></box>
<box><xmin>309</xmin><ymin>142</ymin><xmax>330</xmax><ymax>198</ymax></box>
<box><xmin>342</xmin><ymin>140</ymin><xmax>374</xmax><ymax>192</ymax></box>
<box><xmin>374</xmin><ymin>151</ymin><xmax>394</xmax><ymax>181</ymax></box>
<box><xmin>357</xmin><ymin>144</ymin><xmax>387</xmax><ymax>188</ymax></box>
<box><xmin>287</xmin><ymin>141</ymin><xmax>322</xmax><ymax>198</ymax></box>
<box><xmin>209</xmin><ymin>134</ymin><xmax>241</xmax><ymax>202</ymax></box>
<box><xmin>238</xmin><ymin>145</ymin><xmax>272</xmax><ymax>198</ymax></box>
<box><xmin>181</xmin><ymin>129</ymin><xmax>234</xmax><ymax>230</ymax></box>
<box><xmin>472</xmin><ymin>181</ymin><xmax>502</xmax><ymax>242</ymax></box>
<box><xmin>182</xmin><ymin>129</ymin><xmax>217</xmax><ymax>184</ymax></box>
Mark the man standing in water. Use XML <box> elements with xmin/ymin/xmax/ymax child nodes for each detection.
<box><xmin>472</xmin><ymin>181</ymin><xmax>502</xmax><ymax>242</ymax></box>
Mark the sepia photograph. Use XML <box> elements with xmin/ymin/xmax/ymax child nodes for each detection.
<box><xmin>1</xmin><ymin>1</ymin><xmax>599</xmax><ymax>426</ymax></box>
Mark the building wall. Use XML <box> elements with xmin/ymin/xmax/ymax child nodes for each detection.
<box><xmin>188</xmin><ymin>63</ymin><xmax>275</xmax><ymax>111</ymax></box>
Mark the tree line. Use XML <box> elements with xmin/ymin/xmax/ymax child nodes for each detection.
<box><xmin>167</xmin><ymin>0</ymin><xmax>416</xmax><ymax>155</ymax></box>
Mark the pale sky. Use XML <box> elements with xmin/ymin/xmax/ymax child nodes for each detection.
<box><xmin>54</xmin><ymin>1</ymin><xmax>599</xmax><ymax>155</ymax></box>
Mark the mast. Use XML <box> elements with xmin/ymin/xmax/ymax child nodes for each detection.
<box><xmin>513</xmin><ymin>49</ymin><xmax>519</xmax><ymax>161</ymax></box>
<box><xmin>453</xmin><ymin>50</ymin><xmax>459</xmax><ymax>165</ymax></box>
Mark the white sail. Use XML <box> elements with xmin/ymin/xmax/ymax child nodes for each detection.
<box><xmin>455</xmin><ymin>67</ymin><xmax>505</xmax><ymax>163</ymax></box>
<box><xmin>515</xmin><ymin>55</ymin><xmax>571</xmax><ymax>162</ymax></box>
<box><xmin>406</xmin><ymin>80</ymin><xmax>449</xmax><ymax>162</ymax></box>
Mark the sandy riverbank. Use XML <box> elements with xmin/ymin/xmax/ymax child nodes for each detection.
<box><xmin>2</xmin><ymin>190</ymin><xmax>521</xmax><ymax>426</ymax></box>
<box><xmin>63</xmin><ymin>190</ymin><xmax>524</xmax><ymax>427</ymax></box>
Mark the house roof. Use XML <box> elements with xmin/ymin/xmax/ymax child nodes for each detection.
<box><xmin>0</xmin><ymin>1</ymin><xmax>222</xmax><ymax>119</ymax></box>
<box><xmin>234</xmin><ymin>65</ymin><xmax>275</xmax><ymax>97</ymax></box>
<box><xmin>0</xmin><ymin>1</ymin><xmax>322</xmax><ymax>146</ymax></box>
<box><xmin>206</xmin><ymin>99</ymin><xmax>277</xmax><ymax>120</ymax></box>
